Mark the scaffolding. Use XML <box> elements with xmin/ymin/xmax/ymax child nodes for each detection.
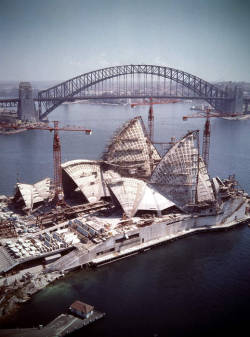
<box><xmin>102</xmin><ymin>116</ymin><xmax>160</xmax><ymax>178</ymax></box>
<box><xmin>151</xmin><ymin>130</ymin><xmax>200</xmax><ymax>206</ymax></box>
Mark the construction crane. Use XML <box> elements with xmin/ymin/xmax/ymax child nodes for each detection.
<box><xmin>131</xmin><ymin>98</ymin><xmax>180</xmax><ymax>142</ymax></box>
<box><xmin>0</xmin><ymin>121</ymin><xmax>92</xmax><ymax>204</ymax></box>
<box><xmin>183</xmin><ymin>109</ymin><xmax>224</xmax><ymax>169</ymax></box>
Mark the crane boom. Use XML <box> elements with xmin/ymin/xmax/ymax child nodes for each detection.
<box><xmin>183</xmin><ymin>109</ymin><xmax>214</xmax><ymax>169</ymax></box>
<box><xmin>182</xmin><ymin>108</ymin><xmax>238</xmax><ymax>169</ymax></box>
<box><xmin>0</xmin><ymin>121</ymin><xmax>92</xmax><ymax>134</ymax></box>
<box><xmin>0</xmin><ymin>120</ymin><xmax>92</xmax><ymax>204</ymax></box>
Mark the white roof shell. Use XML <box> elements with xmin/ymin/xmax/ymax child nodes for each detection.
<box><xmin>62</xmin><ymin>159</ymin><xmax>110</xmax><ymax>203</ymax></box>
<box><xmin>137</xmin><ymin>184</ymin><xmax>175</xmax><ymax>211</ymax></box>
<box><xmin>16</xmin><ymin>178</ymin><xmax>52</xmax><ymax>211</ymax></box>
<box><xmin>197</xmin><ymin>158</ymin><xmax>215</xmax><ymax>202</ymax></box>
<box><xmin>104</xmin><ymin>171</ymin><xmax>176</xmax><ymax>217</ymax></box>
<box><xmin>151</xmin><ymin>131</ymin><xmax>215</xmax><ymax>206</ymax></box>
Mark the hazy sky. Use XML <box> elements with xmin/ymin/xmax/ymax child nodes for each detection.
<box><xmin>0</xmin><ymin>0</ymin><xmax>249</xmax><ymax>82</ymax></box>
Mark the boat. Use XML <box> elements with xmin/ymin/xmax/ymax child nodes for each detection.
<box><xmin>221</xmin><ymin>114</ymin><xmax>250</xmax><ymax>120</ymax></box>
<box><xmin>190</xmin><ymin>104</ymin><xmax>214</xmax><ymax>111</ymax></box>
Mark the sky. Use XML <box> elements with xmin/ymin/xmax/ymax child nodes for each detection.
<box><xmin>0</xmin><ymin>0</ymin><xmax>249</xmax><ymax>82</ymax></box>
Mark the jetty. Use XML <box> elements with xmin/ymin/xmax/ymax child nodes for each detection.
<box><xmin>0</xmin><ymin>310</ymin><xmax>105</xmax><ymax>337</ymax></box>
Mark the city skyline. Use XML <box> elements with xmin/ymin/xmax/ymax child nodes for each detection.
<box><xmin>0</xmin><ymin>0</ymin><xmax>250</xmax><ymax>82</ymax></box>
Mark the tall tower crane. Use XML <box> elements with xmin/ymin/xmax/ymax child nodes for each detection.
<box><xmin>0</xmin><ymin>121</ymin><xmax>92</xmax><ymax>203</ymax></box>
<box><xmin>202</xmin><ymin>116</ymin><xmax>211</xmax><ymax>169</ymax></box>
<box><xmin>131</xmin><ymin>98</ymin><xmax>180</xmax><ymax>142</ymax></box>
<box><xmin>183</xmin><ymin>109</ymin><xmax>223</xmax><ymax>169</ymax></box>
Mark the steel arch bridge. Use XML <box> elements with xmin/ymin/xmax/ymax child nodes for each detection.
<box><xmin>38</xmin><ymin>65</ymin><xmax>233</xmax><ymax>119</ymax></box>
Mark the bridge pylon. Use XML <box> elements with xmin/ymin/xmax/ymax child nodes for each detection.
<box><xmin>17</xmin><ymin>82</ymin><xmax>38</xmax><ymax>122</ymax></box>
<box><xmin>222</xmin><ymin>85</ymin><xmax>243</xmax><ymax>115</ymax></box>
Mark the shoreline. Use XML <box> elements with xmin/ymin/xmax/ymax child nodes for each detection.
<box><xmin>0</xmin><ymin>269</ymin><xmax>65</xmax><ymax>322</ymax></box>
<box><xmin>1</xmin><ymin>214</ymin><xmax>249</xmax><ymax>322</ymax></box>
<box><xmin>90</xmin><ymin>215</ymin><xmax>250</xmax><ymax>267</ymax></box>
<box><xmin>0</xmin><ymin>129</ymin><xmax>27</xmax><ymax>135</ymax></box>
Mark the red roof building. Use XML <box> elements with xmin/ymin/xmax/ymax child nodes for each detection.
<box><xmin>69</xmin><ymin>300</ymin><xmax>94</xmax><ymax>319</ymax></box>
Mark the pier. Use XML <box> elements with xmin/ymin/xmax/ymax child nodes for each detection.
<box><xmin>0</xmin><ymin>310</ymin><xmax>105</xmax><ymax>337</ymax></box>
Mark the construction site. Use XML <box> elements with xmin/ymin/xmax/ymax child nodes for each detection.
<box><xmin>1</xmin><ymin>100</ymin><xmax>250</xmax><ymax>325</ymax></box>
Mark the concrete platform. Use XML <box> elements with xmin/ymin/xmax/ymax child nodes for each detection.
<box><xmin>92</xmin><ymin>215</ymin><xmax>250</xmax><ymax>266</ymax></box>
<box><xmin>0</xmin><ymin>311</ymin><xmax>105</xmax><ymax>337</ymax></box>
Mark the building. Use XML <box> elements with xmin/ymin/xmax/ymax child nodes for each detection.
<box><xmin>61</xmin><ymin>117</ymin><xmax>161</xmax><ymax>206</ymax></box>
<box><xmin>1</xmin><ymin>116</ymin><xmax>249</xmax><ymax>276</ymax></box>
<box><xmin>69</xmin><ymin>300</ymin><xmax>94</xmax><ymax>319</ymax></box>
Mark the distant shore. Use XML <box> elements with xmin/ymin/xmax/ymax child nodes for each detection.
<box><xmin>0</xmin><ymin>129</ymin><xmax>27</xmax><ymax>135</ymax></box>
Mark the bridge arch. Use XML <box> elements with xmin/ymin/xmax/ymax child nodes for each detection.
<box><xmin>38</xmin><ymin>65</ymin><xmax>229</xmax><ymax>119</ymax></box>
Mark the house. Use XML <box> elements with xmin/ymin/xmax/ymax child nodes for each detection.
<box><xmin>69</xmin><ymin>300</ymin><xmax>94</xmax><ymax>319</ymax></box>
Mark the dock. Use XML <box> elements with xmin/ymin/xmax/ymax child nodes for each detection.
<box><xmin>0</xmin><ymin>311</ymin><xmax>105</xmax><ymax>337</ymax></box>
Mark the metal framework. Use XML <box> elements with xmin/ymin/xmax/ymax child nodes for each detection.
<box><xmin>1</xmin><ymin>121</ymin><xmax>92</xmax><ymax>204</ymax></box>
<box><xmin>183</xmin><ymin>110</ymin><xmax>223</xmax><ymax>169</ymax></box>
<box><xmin>102</xmin><ymin>116</ymin><xmax>161</xmax><ymax>178</ymax></box>
<box><xmin>202</xmin><ymin>118</ymin><xmax>211</xmax><ymax>169</ymax></box>
<box><xmin>151</xmin><ymin>130</ymin><xmax>201</xmax><ymax>206</ymax></box>
<box><xmin>38</xmin><ymin>65</ymin><xmax>232</xmax><ymax>119</ymax></box>
<box><xmin>53</xmin><ymin>121</ymin><xmax>62</xmax><ymax>201</ymax></box>
<box><xmin>1</xmin><ymin>66</ymin><xmax>249</xmax><ymax>118</ymax></box>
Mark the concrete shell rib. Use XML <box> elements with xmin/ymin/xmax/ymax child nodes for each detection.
<box><xmin>62</xmin><ymin>159</ymin><xmax>109</xmax><ymax>203</ymax></box>
<box><xmin>105</xmin><ymin>173</ymin><xmax>146</xmax><ymax>218</ymax></box>
<box><xmin>16</xmin><ymin>178</ymin><xmax>52</xmax><ymax>210</ymax></box>
<box><xmin>151</xmin><ymin>131</ymin><xmax>199</xmax><ymax>206</ymax></box>
<box><xmin>102</xmin><ymin>116</ymin><xmax>160</xmax><ymax>177</ymax></box>
<box><xmin>151</xmin><ymin>131</ymin><xmax>215</xmax><ymax>206</ymax></box>
<box><xmin>197</xmin><ymin>158</ymin><xmax>215</xmax><ymax>202</ymax></box>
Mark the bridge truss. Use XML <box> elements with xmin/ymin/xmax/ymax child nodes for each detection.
<box><xmin>38</xmin><ymin>65</ymin><xmax>232</xmax><ymax>119</ymax></box>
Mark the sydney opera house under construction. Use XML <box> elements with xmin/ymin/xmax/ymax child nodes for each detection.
<box><xmin>0</xmin><ymin>116</ymin><xmax>249</xmax><ymax>275</ymax></box>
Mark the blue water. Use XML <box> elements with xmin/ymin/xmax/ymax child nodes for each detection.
<box><xmin>1</xmin><ymin>102</ymin><xmax>250</xmax><ymax>336</ymax></box>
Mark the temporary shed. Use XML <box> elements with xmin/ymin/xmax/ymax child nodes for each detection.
<box><xmin>69</xmin><ymin>300</ymin><xmax>94</xmax><ymax>319</ymax></box>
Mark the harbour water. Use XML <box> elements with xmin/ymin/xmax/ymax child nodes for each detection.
<box><xmin>1</xmin><ymin>102</ymin><xmax>250</xmax><ymax>336</ymax></box>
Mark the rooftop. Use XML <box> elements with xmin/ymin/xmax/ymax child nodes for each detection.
<box><xmin>70</xmin><ymin>300</ymin><xmax>94</xmax><ymax>314</ymax></box>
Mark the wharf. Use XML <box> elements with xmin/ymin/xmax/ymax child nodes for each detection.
<box><xmin>0</xmin><ymin>311</ymin><xmax>105</xmax><ymax>337</ymax></box>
